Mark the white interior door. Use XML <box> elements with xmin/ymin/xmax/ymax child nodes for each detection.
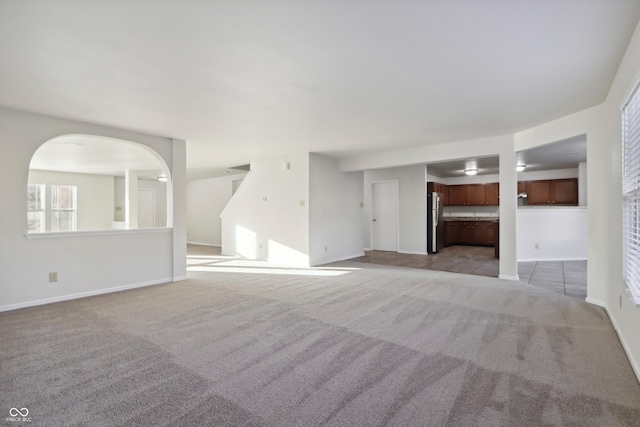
<box><xmin>372</xmin><ymin>181</ymin><xmax>398</xmax><ymax>251</ymax></box>
<box><xmin>138</xmin><ymin>188</ymin><xmax>155</xmax><ymax>228</ymax></box>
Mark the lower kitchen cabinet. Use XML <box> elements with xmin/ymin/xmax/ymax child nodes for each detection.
<box><xmin>443</xmin><ymin>221</ymin><xmax>496</xmax><ymax>247</ymax></box>
<box><xmin>444</xmin><ymin>222</ymin><xmax>457</xmax><ymax>247</ymax></box>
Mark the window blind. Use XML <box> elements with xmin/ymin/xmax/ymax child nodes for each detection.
<box><xmin>622</xmin><ymin>81</ymin><xmax>640</xmax><ymax>306</ymax></box>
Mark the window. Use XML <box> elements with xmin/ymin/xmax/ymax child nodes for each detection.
<box><xmin>51</xmin><ymin>185</ymin><xmax>77</xmax><ymax>232</ymax></box>
<box><xmin>622</xmin><ymin>82</ymin><xmax>640</xmax><ymax>306</ymax></box>
<box><xmin>27</xmin><ymin>184</ymin><xmax>45</xmax><ymax>232</ymax></box>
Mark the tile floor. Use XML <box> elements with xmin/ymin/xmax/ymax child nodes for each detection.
<box><xmin>352</xmin><ymin>245</ymin><xmax>587</xmax><ymax>299</ymax></box>
<box><xmin>187</xmin><ymin>244</ymin><xmax>587</xmax><ymax>300</ymax></box>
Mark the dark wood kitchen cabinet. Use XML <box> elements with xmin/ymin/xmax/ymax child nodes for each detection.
<box><xmin>427</xmin><ymin>181</ymin><xmax>449</xmax><ymax>206</ymax></box>
<box><xmin>444</xmin><ymin>221</ymin><xmax>495</xmax><ymax>247</ymax></box>
<box><xmin>526</xmin><ymin>178</ymin><xmax>578</xmax><ymax>205</ymax></box>
<box><xmin>448</xmin><ymin>185</ymin><xmax>468</xmax><ymax>206</ymax></box>
<box><xmin>517</xmin><ymin>181</ymin><xmax>527</xmax><ymax>194</ymax></box>
<box><xmin>485</xmin><ymin>183</ymin><xmax>499</xmax><ymax>205</ymax></box>
<box><xmin>467</xmin><ymin>184</ymin><xmax>486</xmax><ymax>206</ymax></box>
<box><xmin>552</xmin><ymin>179</ymin><xmax>579</xmax><ymax>205</ymax></box>
<box><xmin>447</xmin><ymin>183</ymin><xmax>499</xmax><ymax>206</ymax></box>
<box><xmin>485</xmin><ymin>222</ymin><xmax>497</xmax><ymax>246</ymax></box>
<box><xmin>457</xmin><ymin>222</ymin><xmax>473</xmax><ymax>244</ymax></box>
<box><xmin>444</xmin><ymin>222</ymin><xmax>457</xmax><ymax>247</ymax></box>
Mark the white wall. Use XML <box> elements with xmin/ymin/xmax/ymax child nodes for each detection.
<box><xmin>309</xmin><ymin>154</ymin><xmax>364</xmax><ymax>266</ymax></box>
<box><xmin>221</xmin><ymin>153</ymin><xmax>310</xmax><ymax>266</ymax></box>
<box><xmin>597</xmin><ymin>18</ymin><xmax>640</xmax><ymax>379</ymax></box>
<box><xmin>517</xmin><ymin>167</ymin><xmax>579</xmax><ymax>181</ymax></box>
<box><xmin>186</xmin><ymin>173</ymin><xmax>246</xmax><ymax>246</ymax></box>
<box><xmin>0</xmin><ymin>107</ymin><xmax>186</xmax><ymax>311</ymax></box>
<box><xmin>579</xmin><ymin>162</ymin><xmax>587</xmax><ymax>206</ymax></box>
<box><xmin>510</xmin><ymin>18</ymin><xmax>640</xmax><ymax>380</ymax></box>
<box><xmin>114</xmin><ymin>177</ymin><xmax>168</xmax><ymax>226</ymax></box>
<box><xmin>342</xmin><ymin>135</ymin><xmax>519</xmax><ymax>278</ymax></box>
<box><xmin>364</xmin><ymin>165</ymin><xmax>427</xmax><ymax>254</ymax></box>
<box><xmin>517</xmin><ymin>208</ymin><xmax>587</xmax><ymax>261</ymax></box>
<box><xmin>29</xmin><ymin>170</ymin><xmax>115</xmax><ymax>231</ymax></box>
<box><xmin>428</xmin><ymin>168</ymin><xmax>579</xmax><ymax>186</ymax></box>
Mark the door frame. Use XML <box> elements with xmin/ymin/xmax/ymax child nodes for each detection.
<box><xmin>370</xmin><ymin>179</ymin><xmax>400</xmax><ymax>252</ymax></box>
<box><xmin>138</xmin><ymin>188</ymin><xmax>156</xmax><ymax>228</ymax></box>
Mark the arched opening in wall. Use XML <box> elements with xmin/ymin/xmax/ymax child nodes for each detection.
<box><xmin>27</xmin><ymin>134</ymin><xmax>172</xmax><ymax>233</ymax></box>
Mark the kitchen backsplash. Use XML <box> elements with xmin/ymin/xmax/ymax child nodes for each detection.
<box><xmin>442</xmin><ymin>206</ymin><xmax>499</xmax><ymax>218</ymax></box>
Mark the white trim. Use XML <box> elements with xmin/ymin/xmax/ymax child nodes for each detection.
<box><xmin>311</xmin><ymin>252</ymin><xmax>365</xmax><ymax>266</ymax></box>
<box><xmin>517</xmin><ymin>257</ymin><xmax>587</xmax><ymax>262</ymax></box>
<box><xmin>398</xmin><ymin>250</ymin><xmax>429</xmax><ymax>255</ymax></box>
<box><xmin>25</xmin><ymin>227</ymin><xmax>172</xmax><ymax>239</ymax></box>
<box><xmin>187</xmin><ymin>241</ymin><xmax>221</xmax><ymax>247</ymax></box>
<box><xmin>590</xmin><ymin>299</ymin><xmax>640</xmax><ymax>384</ymax></box>
<box><xmin>620</xmin><ymin>73</ymin><xmax>640</xmax><ymax>111</ymax></box>
<box><xmin>499</xmin><ymin>274</ymin><xmax>519</xmax><ymax>281</ymax></box>
<box><xmin>173</xmin><ymin>275</ymin><xmax>189</xmax><ymax>282</ymax></box>
<box><xmin>0</xmin><ymin>277</ymin><xmax>173</xmax><ymax>313</ymax></box>
<box><xmin>138</xmin><ymin>187</ymin><xmax>156</xmax><ymax>228</ymax></box>
<box><xmin>370</xmin><ymin>179</ymin><xmax>400</xmax><ymax>252</ymax></box>
<box><xmin>363</xmin><ymin>247</ymin><xmax>371</xmax><ymax>251</ymax></box>
<box><xmin>585</xmin><ymin>297</ymin><xmax>607</xmax><ymax>307</ymax></box>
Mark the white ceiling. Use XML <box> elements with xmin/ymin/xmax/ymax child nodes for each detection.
<box><xmin>427</xmin><ymin>135</ymin><xmax>587</xmax><ymax>178</ymax></box>
<box><xmin>30</xmin><ymin>135</ymin><xmax>166</xmax><ymax>179</ymax></box>
<box><xmin>0</xmin><ymin>1</ymin><xmax>638</xmax><ymax>180</ymax></box>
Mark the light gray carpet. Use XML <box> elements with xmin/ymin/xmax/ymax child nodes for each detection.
<box><xmin>2</xmin><ymin>259</ymin><xmax>640</xmax><ymax>426</ymax></box>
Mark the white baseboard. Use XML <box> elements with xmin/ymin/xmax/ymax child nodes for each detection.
<box><xmin>585</xmin><ymin>297</ymin><xmax>606</xmax><ymax>308</ymax></box>
<box><xmin>173</xmin><ymin>275</ymin><xmax>189</xmax><ymax>282</ymax></box>
<box><xmin>363</xmin><ymin>247</ymin><xmax>371</xmax><ymax>251</ymax></box>
<box><xmin>398</xmin><ymin>250</ymin><xmax>429</xmax><ymax>255</ymax></box>
<box><xmin>0</xmin><ymin>277</ymin><xmax>174</xmax><ymax>313</ymax></box>
<box><xmin>499</xmin><ymin>274</ymin><xmax>519</xmax><ymax>281</ymax></box>
<box><xmin>312</xmin><ymin>252</ymin><xmax>365</xmax><ymax>266</ymax></box>
<box><xmin>517</xmin><ymin>257</ymin><xmax>587</xmax><ymax>262</ymax></box>
<box><xmin>591</xmin><ymin>299</ymin><xmax>640</xmax><ymax>384</ymax></box>
<box><xmin>187</xmin><ymin>241</ymin><xmax>221</xmax><ymax>247</ymax></box>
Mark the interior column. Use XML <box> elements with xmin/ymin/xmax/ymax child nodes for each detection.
<box><xmin>499</xmin><ymin>146</ymin><xmax>518</xmax><ymax>280</ymax></box>
<box><xmin>125</xmin><ymin>170</ymin><xmax>138</xmax><ymax>229</ymax></box>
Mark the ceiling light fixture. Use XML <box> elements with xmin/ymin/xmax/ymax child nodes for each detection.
<box><xmin>464</xmin><ymin>169</ymin><xmax>478</xmax><ymax>176</ymax></box>
<box><xmin>157</xmin><ymin>175</ymin><xmax>167</xmax><ymax>182</ymax></box>
<box><xmin>516</xmin><ymin>164</ymin><xmax>526</xmax><ymax>172</ymax></box>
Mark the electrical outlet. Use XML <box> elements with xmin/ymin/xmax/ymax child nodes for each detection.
<box><xmin>259</xmin><ymin>243</ymin><xmax>263</xmax><ymax>250</ymax></box>
<box><xmin>324</xmin><ymin>245</ymin><xmax>328</xmax><ymax>252</ymax></box>
<box><xmin>49</xmin><ymin>272</ymin><xmax>58</xmax><ymax>282</ymax></box>
<box><xmin>534</xmin><ymin>243</ymin><xmax>539</xmax><ymax>249</ymax></box>
<box><xmin>300</xmin><ymin>200</ymin><xmax>306</xmax><ymax>207</ymax></box>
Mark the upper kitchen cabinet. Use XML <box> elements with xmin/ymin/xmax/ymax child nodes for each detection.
<box><xmin>485</xmin><ymin>183</ymin><xmax>499</xmax><ymax>205</ymax></box>
<box><xmin>517</xmin><ymin>181</ymin><xmax>527</xmax><ymax>194</ymax></box>
<box><xmin>447</xmin><ymin>183</ymin><xmax>498</xmax><ymax>206</ymax></box>
<box><xmin>526</xmin><ymin>178</ymin><xmax>578</xmax><ymax>205</ymax></box>
<box><xmin>427</xmin><ymin>181</ymin><xmax>449</xmax><ymax>205</ymax></box>
<box><xmin>467</xmin><ymin>184</ymin><xmax>486</xmax><ymax>205</ymax></box>
<box><xmin>448</xmin><ymin>184</ymin><xmax>468</xmax><ymax>206</ymax></box>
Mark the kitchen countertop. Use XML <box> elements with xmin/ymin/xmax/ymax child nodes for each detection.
<box><xmin>443</xmin><ymin>217</ymin><xmax>499</xmax><ymax>222</ymax></box>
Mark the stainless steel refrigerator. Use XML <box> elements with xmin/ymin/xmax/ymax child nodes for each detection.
<box><xmin>427</xmin><ymin>192</ymin><xmax>444</xmax><ymax>254</ymax></box>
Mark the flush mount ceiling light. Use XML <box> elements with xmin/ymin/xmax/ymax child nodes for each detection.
<box><xmin>516</xmin><ymin>164</ymin><xmax>526</xmax><ymax>172</ymax></box>
<box><xmin>464</xmin><ymin>169</ymin><xmax>478</xmax><ymax>176</ymax></box>
<box><xmin>157</xmin><ymin>175</ymin><xmax>167</xmax><ymax>182</ymax></box>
